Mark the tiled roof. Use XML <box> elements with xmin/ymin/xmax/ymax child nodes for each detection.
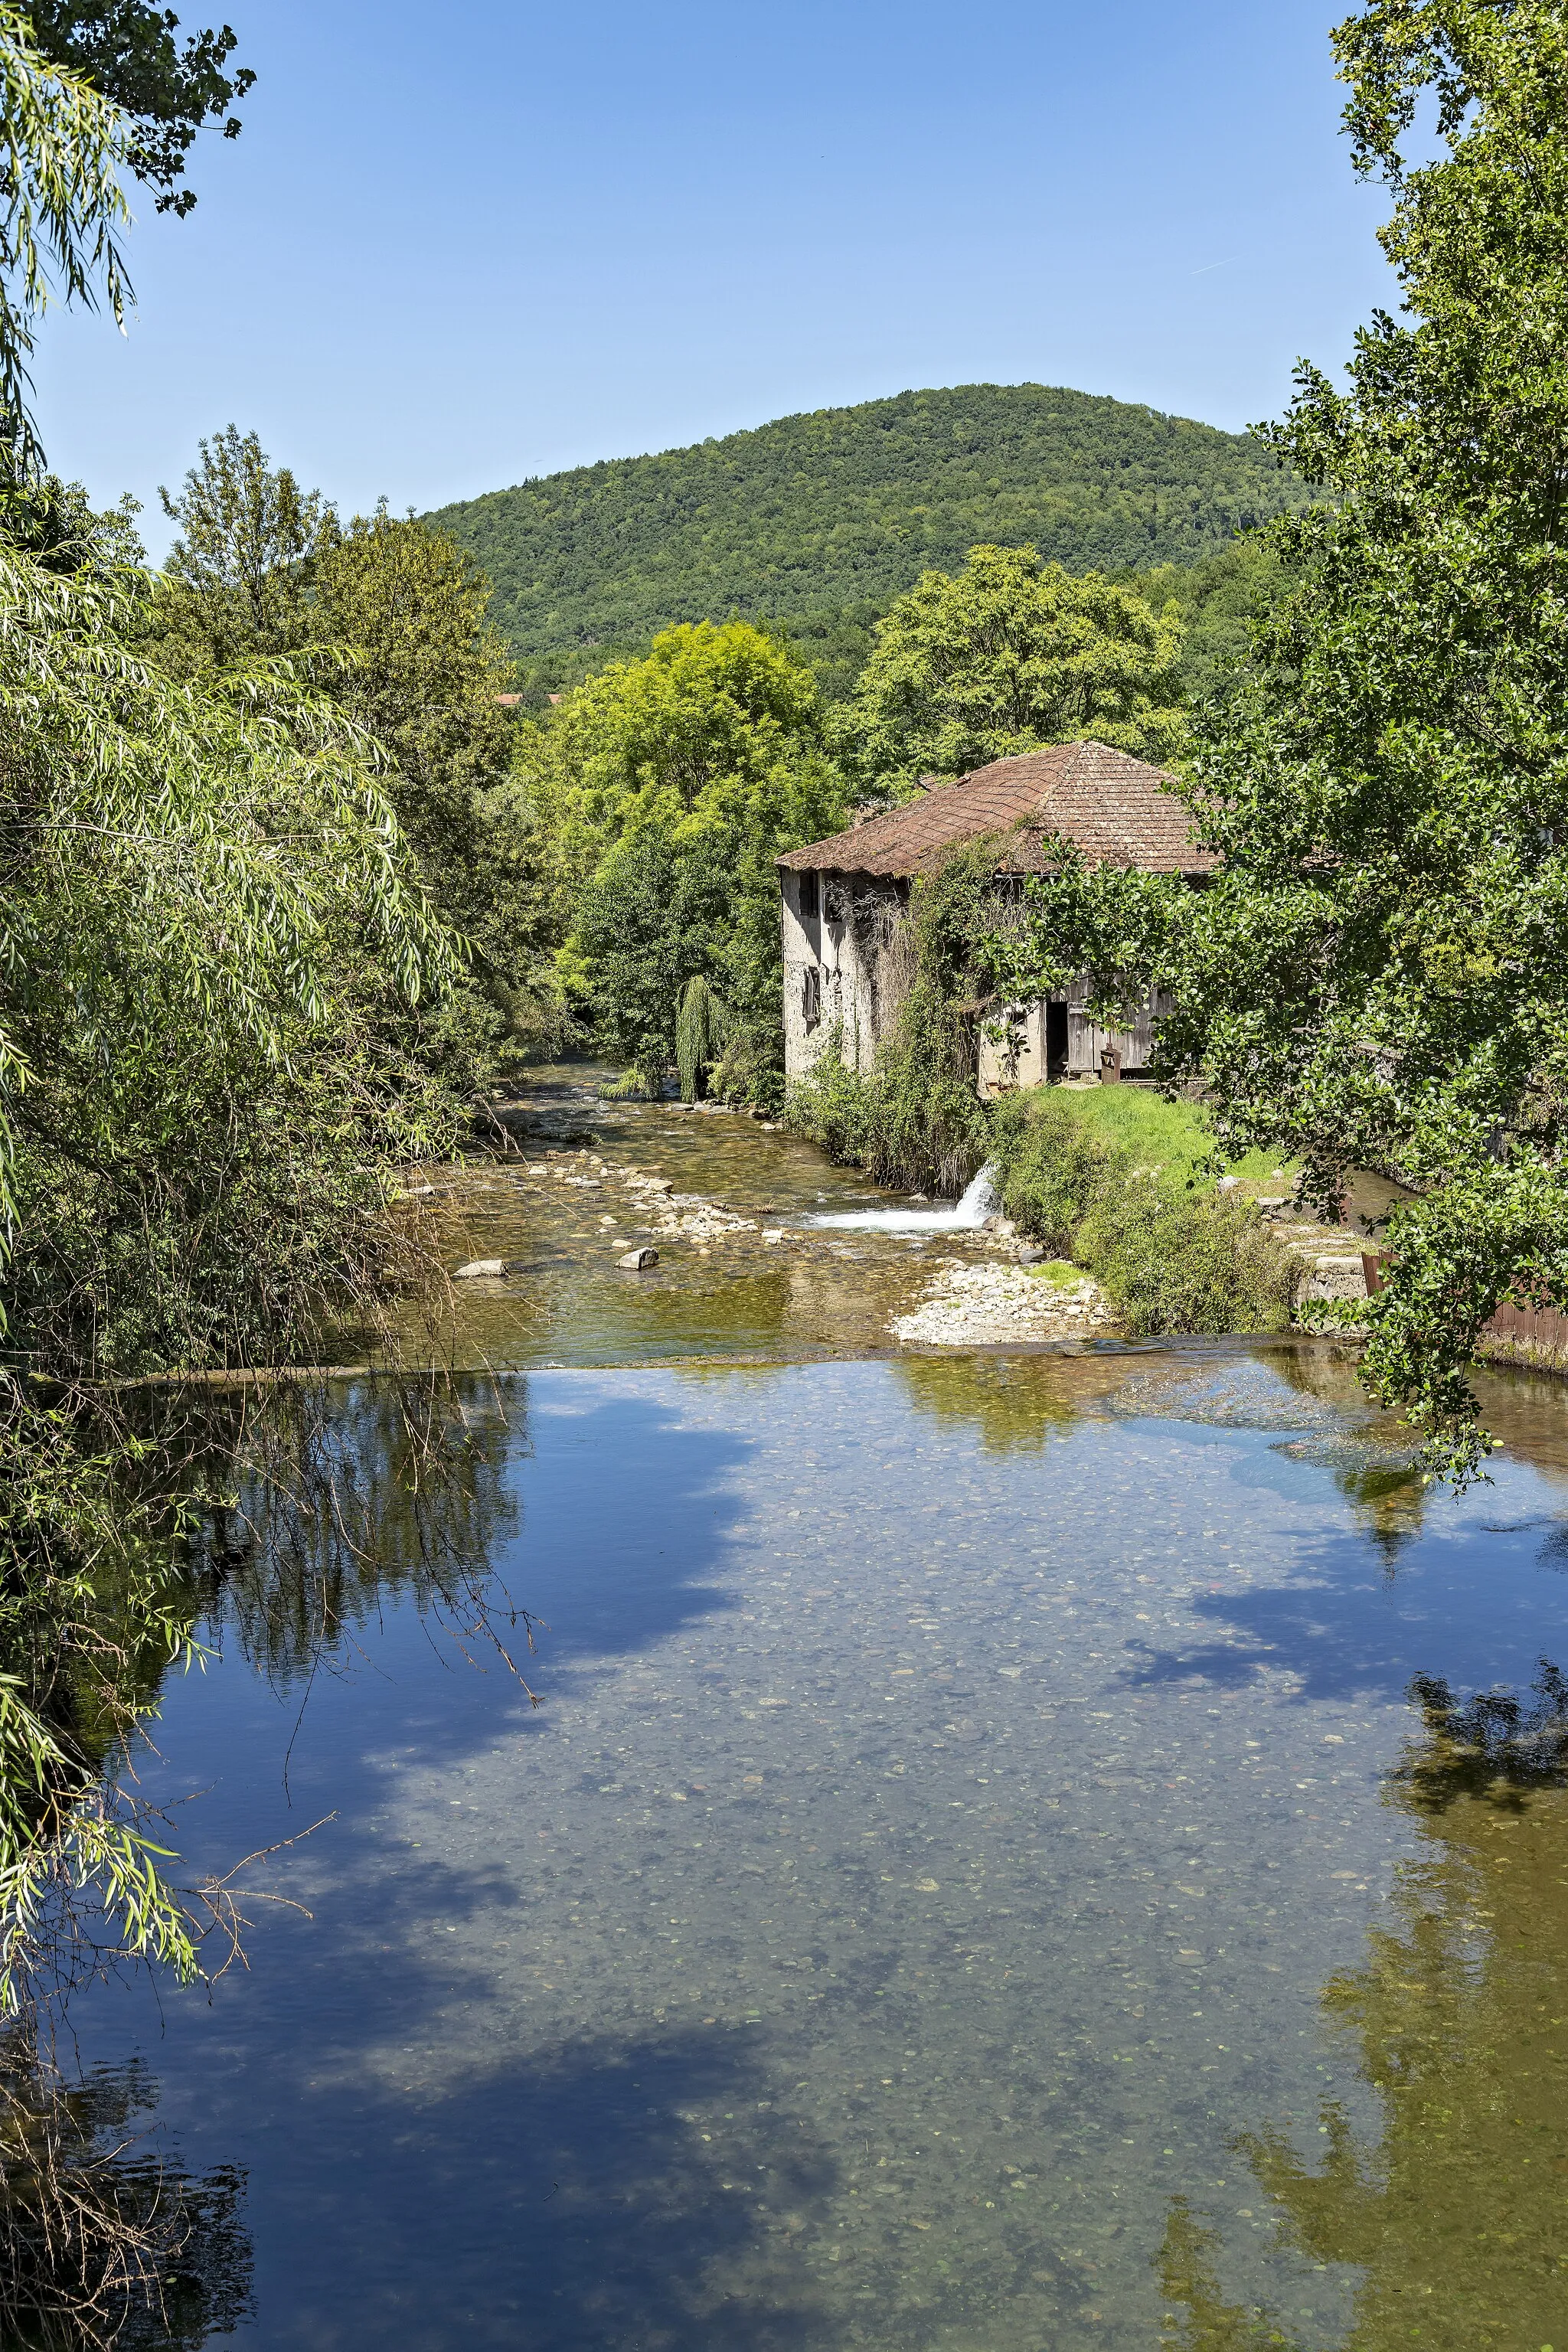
<box><xmin>776</xmin><ymin>741</ymin><xmax>1215</xmax><ymax>879</ymax></box>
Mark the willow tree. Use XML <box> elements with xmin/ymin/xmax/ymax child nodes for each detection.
<box><xmin>990</xmin><ymin>0</ymin><xmax>1568</xmax><ymax>1482</ymax></box>
<box><xmin>0</xmin><ymin>3</ymin><xmax>132</xmax><ymax>459</ymax></box>
<box><xmin>0</xmin><ymin>14</ymin><xmax>458</xmax><ymax>2021</ymax></box>
<box><xmin>673</xmin><ymin>974</ymin><xmax>731</xmax><ymax>1102</ymax></box>
<box><xmin>150</xmin><ymin>433</ymin><xmax>557</xmax><ymax>1082</ymax></box>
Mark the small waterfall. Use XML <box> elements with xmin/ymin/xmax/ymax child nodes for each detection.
<box><xmin>810</xmin><ymin>1159</ymin><xmax>1001</xmax><ymax>1235</ymax></box>
<box><xmin>950</xmin><ymin>1161</ymin><xmax>999</xmax><ymax>1226</ymax></box>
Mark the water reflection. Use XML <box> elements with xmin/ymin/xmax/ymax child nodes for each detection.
<box><xmin>1400</xmin><ymin>1658</ymin><xmax>1568</xmax><ymax>1808</ymax></box>
<box><xmin>1081</xmin><ymin>1343</ymin><xmax>1436</xmax><ymax>1569</ymax></box>
<box><xmin>0</xmin><ymin>2041</ymin><xmax>250</xmax><ymax>2350</ymax></box>
<box><xmin>1275</xmin><ymin>1452</ymin><xmax>1429</xmax><ymax>1573</ymax></box>
<box><xmin>14</xmin><ymin>1376</ymin><xmax>534</xmax><ymax>2348</ymax></box>
<box><xmin>893</xmin><ymin>1353</ymin><xmax>1078</xmax><ymax>1453</ymax></box>
<box><xmin>184</xmin><ymin>1377</ymin><xmax>526</xmax><ymax>1691</ymax></box>
<box><xmin>51</xmin><ymin>1349</ymin><xmax>1568</xmax><ymax>2347</ymax></box>
<box><xmin>1161</xmin><ymin>1667</ymin><xmax>1568</xmax><ymax>2350</ymax></box>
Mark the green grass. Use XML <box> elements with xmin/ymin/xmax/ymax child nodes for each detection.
<box><xmin>1041</xmin><ymin>1084</ymin><xmax>1290</xmax><ymax>1187</ymax></box>
<box><xmin>1029</xmin><ymin>1258</ymin><xmax>1087</xmax><ymax>1287</ymax></box>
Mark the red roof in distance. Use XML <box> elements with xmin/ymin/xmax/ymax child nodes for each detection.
<box><xmin>777</xmin><ymin>741</ymin><xmax>1215</xmax><ymax>879</ymax></box>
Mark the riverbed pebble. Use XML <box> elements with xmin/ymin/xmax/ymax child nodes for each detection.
<box><xmin>652</xmin><ymin>1191</ymin><xmax>758</xmax><ymax>1240</ymax></box>
<box><xmin>890</xmin><ymin>1260</ymin><xmax>1115</xmax><ymax>1344</ymax></box>
<box><xmin>617</xmin><ymin>1246</ymin><xmax>659</xmax><ymax>1270</ymax></box>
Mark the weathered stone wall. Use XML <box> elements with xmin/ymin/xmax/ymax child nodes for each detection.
<box><xmin>781</xmin><ymin>870</ymin><xmax>912</xmax><ymax>1081</ymax></box>
<box><xmin>779</xmin><ymin>870</ymin><xmax>821</xmax><ymax>1080</ymax></box>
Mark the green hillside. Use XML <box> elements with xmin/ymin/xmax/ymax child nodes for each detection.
<box><xmin>428</xmin><ymin>383</ymin><xmax>1309</xmax><ymax>669</ymax></box>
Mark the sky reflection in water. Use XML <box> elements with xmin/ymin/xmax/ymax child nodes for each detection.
<box><xmin>77</xmin><ymin>1348</ymin><xmax>1568</xmax><ymax>2350</ymax></box>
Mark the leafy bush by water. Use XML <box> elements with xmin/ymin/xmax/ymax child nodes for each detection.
<box><xmin>991</xmin><ymin>1089</ymin><xmax>1296</xmax><ymax>1336</ymax></box>
<box><xmin>786</xmin><ymin>1000</ymin><xmax>992</xmax><ymax>1197</ymax></box>
<box><xmin>1077</xmin><ymin>1174</ymin><xmax>1297</xmax><ymax>1336</ymax></box>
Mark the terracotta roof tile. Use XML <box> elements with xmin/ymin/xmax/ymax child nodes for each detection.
<box><xmin>777</xmin><ymin>741</ymin><xmax>1214</xmax><ymax>879</ymax></box>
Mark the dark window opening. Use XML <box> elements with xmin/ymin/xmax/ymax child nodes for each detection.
<box><xmin>798</xmin><ymin>871</ymin><xmax>820</xmax><ymax>921</ymax></box>
<box><xmin>802</xmin><ymin>968</ymin><xmax>822</xmax><ymax>1031</ymax></box>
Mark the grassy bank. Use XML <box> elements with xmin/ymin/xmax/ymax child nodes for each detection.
<box><xmin>791</xmin><ymin>1050</ymin><xmax>1297</xmax><ymax>1339</ymax></box>
<box><xmin>991</xmin><ymin>1086</ymin><xmax>1297</xmax><ymax>1337</ymax></box>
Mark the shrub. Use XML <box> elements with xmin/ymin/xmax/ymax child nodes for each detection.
<box><xmin>988</xmin><ymin>1091</ymin><xmax>1112</xmax><ymax>1250</ymax></box>
<box><xmin>786</xmin><ymin>1028</ymin><xmax>879</xmax><ymax>1169</ymax></box>
<box><xmin>1076</xmin><ymin>1176</ymin><xmax>1296</xmax><ymax>1336</ymax></box>
<box><xmin>787</xmin><ymin>993</ymin><xmax>992</xmax><ymax>1196</ymax></box>
<box><xmin>710</xmin><ymin>1029</ymin><xmax>786</xmax><ymax>1116</ymax></box>
<box><xmin>991</xmin><ymin>1088</ymin><xmax>1296</xmax><ymax>1335</ymax></box>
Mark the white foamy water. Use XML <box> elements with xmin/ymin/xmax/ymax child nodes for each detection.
<box><xmin>808</xmin><ymin>1158</ymin><xmax>999</xmax><ymax>1233</ymax></box>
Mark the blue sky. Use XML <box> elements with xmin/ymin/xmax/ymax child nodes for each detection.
<box><xmin>36</xmin><ymin>0</ymin><xmax>1395</xmax><ymax>550</ymax></box>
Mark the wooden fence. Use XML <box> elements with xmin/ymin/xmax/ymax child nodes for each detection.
<box><xmin>1361</xmin><ymin>1253</ymin><xmax>1568</xmax><ymax>1370</ymax></box>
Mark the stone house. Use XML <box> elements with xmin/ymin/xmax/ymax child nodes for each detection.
<box><xmin>776</xmin><ymin>740</ymin><xmax>1215</xmax><ymax>1091</ymax></box>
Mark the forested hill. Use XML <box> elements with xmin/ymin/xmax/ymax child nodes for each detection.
<box><xmin>427</xmin><ymin>383</ymin><xmax>1309</xmax><ymax>665</ymax></box>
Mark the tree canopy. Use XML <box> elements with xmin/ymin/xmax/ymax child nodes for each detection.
<box><xmin>834</xmin><ymin>542</ymin><xmax>1187</xmax><ymax>798</ymax></box>
<box><xmin>427</xmin><ymin>382</ymin><xmax>1308</xmax><ymax>668</ymax></box>
<box><xmin>990</xmin><ymin>0</ymin><xmax>1568</xmax><ymax>1481</ymax></box>
<box><xmin>0</xmin><ymin>56</ymin><xmax>471</xmax><ymax>2053</ymax></box>
<box><xmin>518</xmin><ymin>620</ymin><xmax>844</xmax><ymax>1095</ymax></box>
<box><xmin>1121</xmin><ymin>534</ymin><xmax>1293</xmax><ymax>709</ymax></box>
<box><xmin>156</xmin><ymin>423</ymin><xmax>335</xmax><ymax>656</ymax></box>
<box><xmin>528</xmin><ymin>616</ymin><xmax>819</xmax><ymax>851</ymax></box>
<box><xmin>28</xmin><ymin>0</ymin><xmax>253</xmax><ymax>214</ymax></box>
<box><xmin>148</xmin><ymin>432</ymin><xmax>564</xmax><ymax>1081</ymax></box>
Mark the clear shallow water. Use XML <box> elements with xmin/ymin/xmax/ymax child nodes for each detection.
<box><xmin>75</xmin><ymin>1348</ymin><xmax>1568</xmax><ymax>2348</ymax></box>
<box><xmin>404</xmin><ymin>1071</ymin><xmax>1015</xmax><ymax>1367</ymax></box>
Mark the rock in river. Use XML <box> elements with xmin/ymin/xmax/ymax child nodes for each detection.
<box><xmin>618</xmin><ymin>1246</ymin><xmax>659</xmax><ymax>1270</ymax></box>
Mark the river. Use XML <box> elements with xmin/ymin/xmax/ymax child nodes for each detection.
<box><xmin>67</xmin><ymin>1074</ymin><xmax>1568</xmax><ymax>2349</ymax></box>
